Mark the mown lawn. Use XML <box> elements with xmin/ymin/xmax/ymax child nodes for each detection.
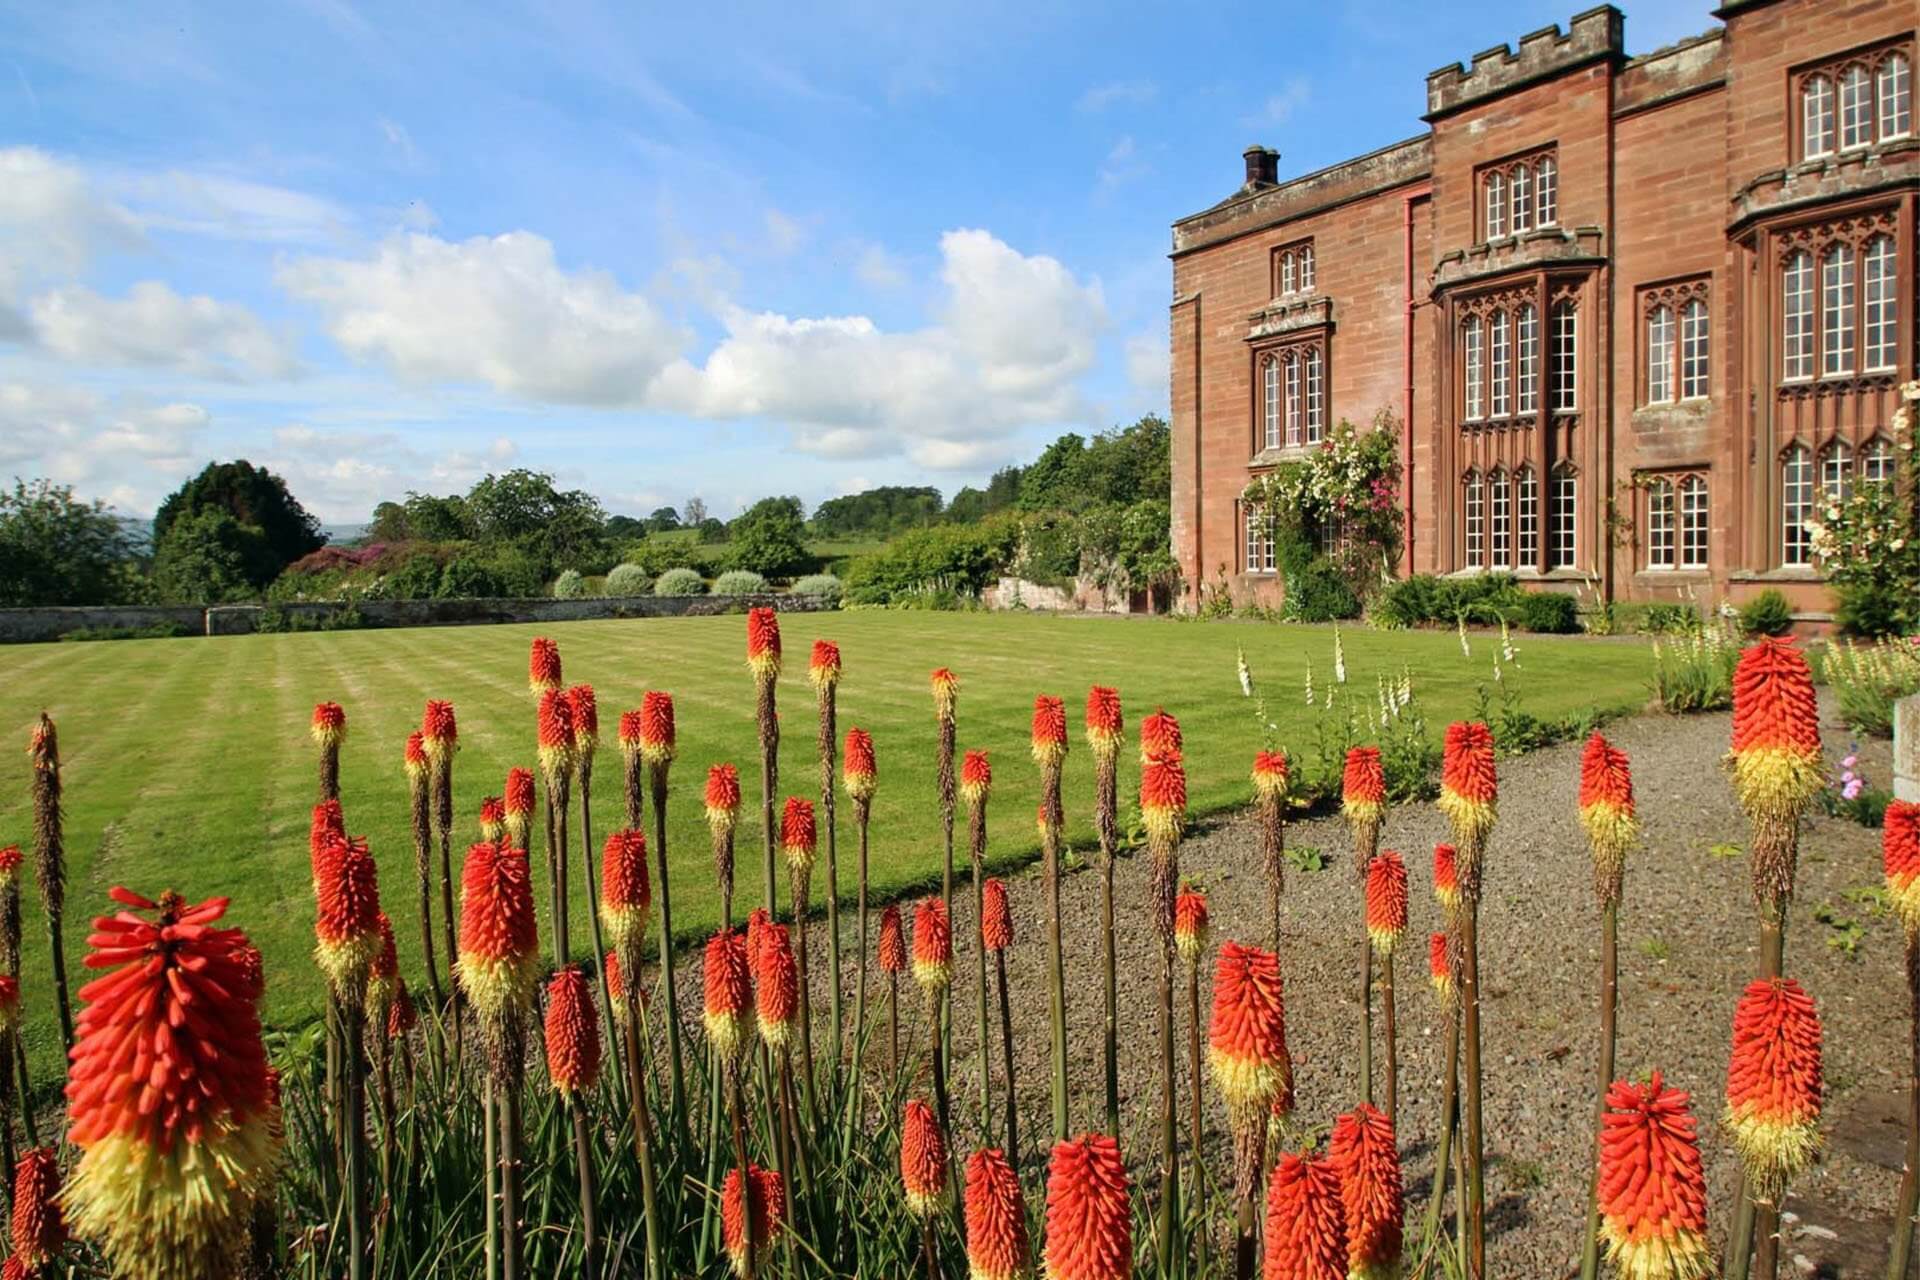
<box><xmin>0</xmin><ymin>611</ymin><xmax>1652</xmax><ymax>1077</ymax></box>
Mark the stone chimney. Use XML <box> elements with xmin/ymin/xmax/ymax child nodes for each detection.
<box><xmin>1243</xmin><ymin>145</ymin><xmax>1279</xmax><ymax>189</ymax></box>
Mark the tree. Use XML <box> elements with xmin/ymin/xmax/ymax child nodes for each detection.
<box><xmin>150</xmin><ymin>508</ymin><xmax>266</xmax><ymax>603</ymax></box>
<box><xmin>400</xmin><ymin>493</ymin><xmax>472</xmax><ymax>542</ymax></box>
<box><xmin>1016</xmin><ymin>434</ymin><xmax>1087</xmax><ymax>513</ymax></box>
<box><xmin>153</xmin><ymin>461</ymin><xmax>324</xmax><ymax>586</ymax></box>
<box><xmin>367</xmin><ymin>501</ymin><xmax>413</xmax><ymax>544</ymax></box>
<box><xmin>646</xmin><ymin>506</ymin><xmax>683</xmax><ymax>533</ymax></box>
<box><xmin>464</xmin><ymin>469</ymin><xmax>610</xmax><ymax>575</ymax></box>
<box><xmin>604</xmin><ymin>514</ymin><xmax>650</xmax><ymax>543</ymax></box>
<box><xmin>810</xmin><ymin>485</ymin><xmax>943</xmax><ymax>539</ymax></box>
<box><xmin>0</xmin><ymin>479</ymin><xmax>138</xmax><ymax>606</ymax></box>
<box><xmin>682</xmin><ymin>496</ymin><xmax>709</xmax><ymax>527</ymax></box>
<box><xmin>726</xmin><ymin>496</ymin><xmax>811</xmax><ymax>577</ymax></box>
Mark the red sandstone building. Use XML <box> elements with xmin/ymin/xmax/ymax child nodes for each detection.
<box><xmin>1169</xmin><ymin>0</ymin><xmax>1916</xmax><ymax>617</ymax></box>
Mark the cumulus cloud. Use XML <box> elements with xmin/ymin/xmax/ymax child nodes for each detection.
<box><xmin>652</xmin><ymin>228</ymin><xmax>1104</xmax><ymax>468</ymax></box>
<box><xmin>0</xmin><ymin>381</ymin><xmax>209</xmax><ymax>510</ymax></box>
<box><xmin>0</xmin><ymin>147</ymin><xmax>144</xmax><ymax>337</ymax></box>
<box><xmin>29</xmin><ymin>281</ymin><xmax>296</xmax><ymax>380</ymax></box>
<box><xmin>1126</xmin><ymin>329</ymin><xmax>1169</xmax><ymax>403</ymax></box>
<box><xmin>279</xmin><ymin>230</ymin><xmax>689</xmax><ymax>403</ymax></box>
<box><xmin>853</xmin><ymin>243</ymin><xmax>907</xmax><ymax>290</ymax></box>
<box><xmin>258</xmin><ymin>425</ymin><xmax>528</xmax><ymax>522</ymax></box>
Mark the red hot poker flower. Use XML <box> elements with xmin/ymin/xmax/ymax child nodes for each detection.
<box><xmin>11</xmin><ymin>1145</ymin><xmax>65</xmax><ymax>1267</ymax></box>
<box><xmin>1341</xmin><ymin>747</ymin><xmax>1386</xmax><ymax>829</ymax></box>
<box><xmin>1174</xmin><ymin>884</ymin><xmax>1209</xmax><ymax>967</ymax></box>
<box><xmin>1578</xmin><ymin>731</ymin><xmax>1638</xmax><ymax>859</ymax></box>
<box><xmin>1728</xmin><ymin>637</ymin><xmax>1824</xmax><ymax>822</ymax></box>
<box><xmin>911</xmin><ymin>897</ymin><xmax>952</xmax><ymax>994</ymax></box>
<box><xmin>403</xmin><ymin>731</ymin><xmax>428</xmax><ymax>785</ymax></box>
<box><xmin>781</xmin><ymin>796</ymin><xmax>817</xmax><ymax>874</ymax></box>
<box><xmin>1331</xmin><ymin>1104</ymin><xmax>1402</xmax><ymax>1280</ymax></box>
<box><xmin>0</xmin><ymin>976</ymin><xmax>17</xmax><ymax>1037</ymax></box>
<box><xmin>600</xmin><ymin>829</ymin><xmax>650</xmax><ymax>958</ymax></box>
<box><xmin>705</xmin><ymin>762</ymin><xmax>742</xmax><ymax>835</ymax></box>
<box><xmin>809</xmin><ymin>639</ymin><xmax>842</xmax><ymax>690</ymax></box>
<box><xmin>544</xmin><ymin>966</ymin><xmax>602</xmax><ymax>1100</ymax></box>
<box><xmin>1140</xmin><ymin>707</ymin><xmax>1182</xmax><ymax>763</ymax></box>
<box><xmin>721</xmin><ymin>1163</ymin><xmax>785</xmax><ymax>1279</ymax></box>
<box><xmin>1032</xmin><ymin>695</ymin><xmax>1068</xmax><ymax>767</ymax></box>
<box><xmin>478</xmin><ymin>796</ymin><xmax>505</xmax><ymax>843</ymax></box>
<box><xmin>900</xmin><ymin>1099</ymin><xmax>949</xmax><ymax>1216</ymax></box>
<box><xmin>1085</xmin><ymin>686</ymin><xmax>1123</xmax><ymax>759</ymax></box>
<box><xmin>961</xmin><ymin>749</ymin><xmax>993</xmax><ymax>806</ymax></box>
<box><xmin>366</xmin><ymin>912</ymin><xmax>399</xmax><ymax>1016</ymax></box>
<box><xmin>420</xmin><ymin>699</ymin><xmax>457</xmax><ymax>761</ymax></box>
<box><xmin>536</xmin><ymin>690</ymin><xmax>577</xmax><ymax>784</ymax></box>
<box><xmin>1141</xmin><ymin>752</ymin><xmax>1188</xmax><ymax>847</ymax></box>
<box><xmin>309</xmin><ymin>701</ymin><xmax>346</xmax><ymax>750</ymax></box>
<box><xmin>755</xmin><ymin>922</ymin><xmax>798</xmax><ymax>1049</ymax></box>
<box><xmin>1209</xmin><ymin>941</ymin><xmax>1288</xmax><ymax>1120</ymax></box>
<box><xmin>388</xmin><ymin>982</ymin><xmax>417</xmax><ymax>1038</ymax></box>
<box><xmin>1437</xmin><ymin>721</ymin><xmax>1497</xmax><ymax>850</ymax></box>
<box><xmin>313</xmin><ymin>835</ymin><xmax>382</xmax><ymax>998</ymax></box>
<box><xmin>1252</xmin><ymin>750</ymin><xmax>1289</xmax><ymax>799</ymax></box>
<box><xmin>1264</xmin><ymin>1150</ymin><xmax>1348</xmax><ymax>1280</ymax></box>
<box><xmin>746</xmin><ymin>607</ymin><xmax>782</xmax><ymax>681</ymax></box>
<box><xmin>65</xmin><ymin>890</ymin><xmax>276</xmax><ymax>1280</ymax></box>
<box><xmin>1365</xmin><ymin>851</ymin><xmax>1409</xmax><ymax>955</ymax></box>
<box><xmin>309</xmin><ymin>800</ymin><xmax>345</xmax><ymax>890</ymax></box>
<box><xmin>528</xmin><ymin>637</ymin><xmax>562</xmax><ymax>694</ymax></box>
<box><xmin>703</xmin><ymin>929</ymin><xmax>754</xmax><ymax>1065</ymax></box>
<box><xmin>566</xmin><ymin>684</ymin><xmax>598</xmax><ymax>756</ymax></box>
<box><xmin>1885</xmin><ymin>801</ymin><xmax>1920</xmax><ymax>934</ymax></box>
<box><xmin>456</xmin><ymin>843</ymin><xmax>539</xmax><ymax>1021</ymax></box>
<box><xmin>878</xmin><ymin>904</ymin><xmax>907</xmax><ymax>974</ymax></box>
<box><xmin>1724</xmin><ymin>976</ymin><xmax>1823</xmax><ymax>1199</ymax></box>
<box><xmin>1598</xmin><ymin>1072</ymin><xmax>1710</xmax><ymax>1280</ymax></box>
<box><xmin>930</xmin><ymin>668</ymin><xmax>960</xmax><ymax>719</ymax></box>
<box><xmin>504</xmin><ymin>767</ymin><xmax>535</xmax><ymax>848</ymax></box>
<box><xmin>746</xmin><ymin>908</ymin><xmax>773</xmax><ymax>979</ymax></box>
<box><xmin>1431</xmin><ymin>844</ymin><xmax>1461</xmax><ymax>917</ymax></box>
<box><xmin>982</xmin><ymin>878</ymin><xmax>1013</xmax><ymax>951</ymax></box>
<box><xmin>966</xmin><ymin>1147</ymin><xmax>1031</xmax><ymax>1280</ymax></box>
<box><xmin>1044</xmin><ymin>1134</ymin><xmax>1132</xmax><ymax>1280</ymax></box>
<box><xmin>639</xmin><ymin>691</ymin><xmax>676</xmax><ymax>766</ymax></box>
<box><xmin>843</xmin><ymin>728</ymin><xmax>877</xmax><ymax>802</ymax></box>
<box><xmin>617</xmin><ymin>709</ymin><xmax>644</xmax><ymax>759</ymax></box>
<box><xmin>1427</xmin><ymin>933</ymin><xmax>1455</xmax><ymax>1009</ymax></box>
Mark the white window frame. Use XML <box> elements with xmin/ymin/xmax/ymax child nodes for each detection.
<box><xmin>1883</xmin><ymin>53</ymin><xmax>1913</xmax><ymax>139</ymax></box>
<box><xmin>1488</xmin><ymin>468</ymin><xmax>1511</xmax><ymax>569</ymax></box>
<box><xmin>1646</xmin><ymin>477</ymin><xmax>1676</xmax><ymax>570</ymax></box>
<box><xmin>1299</xmin><ymin>243</ymin><xmax>1315</xmax><ymax>291</ymax></box>
<box><xmin>1781</xmin><ymin>445</ymin><xmax>1813</xmax><ymax>566</ymax></box>
<box><xmin>1516</xmin><ymin>304</ymin><xmax>1538</xmax><ymax>415</ymax></box>
<box><xmin>1486</xmin><ymin>171</ymin><xmax>1506</xmax><ymax>240</ymax></box>
<box><xmin>1821</xmin><ymin>439</ymin><xmax>1854</xmax><ymax>500</ymax></box>
<box><xmin>1515</xmin><ymin>465</ymin><xmax>1538</xmax><ymax>567</ymax></box>
<box><xmin>1463</xmin><ymin>316</ymin><xmax>1485</xmax><ymax>421</ymax></box>
<box><xmin>1822</xmin><ymin>245</ymin><xmax>1855</xmax><ymax>377</ymax></box>
<box><xmin>1549</xmin><ymin>465</ymin><xmax>1577</xmax><ymax>569</ymax></box>
<box><xmin>1862</xmin><ymin>436</ymin><xmax>1894</xmax><ymax>484</ymax></box>
<box><xmin>1511</xmin><ymin>164</ymin><xmax>1532</xmax><ymax>234</ymax></box>
<box><xmin>1284</xmin><ymin>352</ymin><xmax>1302</xmax><ymax>447</ymax></box>
<box><xmin>1680</xmin><ymin>299</ymin><xmax>1710</xmax><ymax>399</ymax></box>
<box><xmin>1550</xmin><ymin>302</ymin><xmax>1578</xmax><ymax>413</ymax></box>
<box><xmin>1864</xmin><ymin>235</ymin><xmax>1897</xmax><ymax>371</ymax></box>
<box><xmin>1841</xmin><ymin>64</ymin><xmax>1873</xmax><ymax>150</ymax></box>
<box><xmin>1304</xmin><ymin>348</ymin><xmax>1325</xmax><ymax>444</ymax></box>
<box><xmin>1244</xmin><ymin>502</ymin><xmax>1275</xmax><ymax>573</ymax></box>
<box><xmin>1804</xmin><ymin>74</ymin><xmax>1836</xmax><ymax>159</ymax></box>
<box><xmin>1280</xmin><ymin>252</ymin><xmax>1296</xmax><ymax>296</ymax></box>
<box><xmin>1262</xmin><ymin>356</ymin><xmax>1280</xmax><ymax>450</ymax></box>
<box><xmin>1646</xmin><ymin>305</ymin><xmax>1674</xmax><ymax>404</ymax></box>
<box><xmin>1536</xmin><ymin>157</ymin><xmax>1558</xmax><ymax>227</ymax></box>
<box><xmin>1679</xmin><ymin>475</ymin><xmax>1708</xmax><ymax>570</ymax></box>
<box><xmin>1782</xmin><ymin>251</ymin><xmax>1814</xmax><ymax>381</ymax></box>
<box><xmin>1490</xmin><ymin>311</ymin><xmax>1510</xmax><ymax>418</ymax></box>
<box><xmin>1464</xmin><ymin>472</ymin><xmax>1484</xmax><ymax>568</ymax></box>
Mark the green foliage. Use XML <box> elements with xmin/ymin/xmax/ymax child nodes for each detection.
<box><xmin>437</xmin><ymin>557</ymin><xmax>503</xmax><ymax>600</ymax></box>
<box><xmin>1738</xmin><ymin>589</ymin><xmax>1794</xmax><ymax>637</ymax></box>
<box><xmin>726</xmin><ymin>496</ymin><xmax>811</xmax><ymax>577</ymax></box>
<box><xmin>255</xmin><ymin>603</ymin><xmax>365</xmax><ymax>632</ymax></box>
<box><xmin>945</xmin><ymin>465</ymin><xmax>1022</xmax><ymax>524</ymax></box>
<box><xmin>1650</xmin><ymin>620</ymin><xmax>1740</xmax><ymax>712</ymax></box>
<box><xmin>711</xmin><ymin>569</ymin><xmax>769</xmax><ymax>596</ymax></box>
<box><xmin>153</xmin><ymin>460</ymin><xmax>324</xmax><ymax>587</ymax></box>
<box><xmin>604</xmin><ymin>564</ymin><xmax>653</xmax><ymax>597</ymax></box>
<box><xmin>467</xmin><ymin>469</ymin><xmax>611</xmax><ymax>572</ymax></box>
<box><xmin>151</xmin><ymin>508</ymin><xmax>270</xmax><ymax>603</ymax></box>
<box><xmin>1515</xmin><ymin>591</ymin><xmax>1579</xmax><ymax>634</ymax></box>
<box><xmin>1285</xmin><ymin>559</ymin><xmax>1361</xmax><ymax>622</ymax></box>
<box><xmin>1811</xmin><ymin>385</ymin><xmax>1920</xmax><ymax>634</ymax></box>
<box><xmin>1015</xmin><ymin>514</ymin><xmax>1083</xmax><ymax>587</ymax></box>
<box><xmin>552</xmin><ymin>569</ymin><xmax>589</xmax><ymax>599</ymax></box>
<box><xmin>790</xmin><ymin>573</ymin><xmax>844</xmax><ymax>604</ymax></box>
<box><xmin>843</xmin><ymin>520</ymin><xmax>1018</xmax><ymax>605</ymax></box>
<box><xmin>1641</xmin><ymin>603</ymin><xmax>1703</xmax><ymax>634</ymax></box>
<box><xmin>1820</xmin><ymin>637</ymin><xmax>1920</xmax><ymax>738</ymax></box>
<box><xmin>0</xmin><ymin>478</ymin><xmax>140</xmax><ymax>606</ymax></box>
<box><xmin>809</xmin><ymin>485</ymin><xmax>943</xmax><ymax>539</ymax></box>
<box><xmin>624</xmin><ymin>536</ymin><xmax>700</xmax><ymax>578</ymax></box>
<box><xmin>367</xmin><ymin>552</ymin><xmax>446</xmax><ymax>601</ymax></box>
<box><xmin>1835</xmin><ymin>581</ymin><xmax>1913</xmax><ymax>638</ymax></box>
<box><xmin>1243</xmin><ymin>415</ymin><xmax>1405</xmax><ymax>609</ymax></box>
<box><xmin>57</xmin><ymin>622</ymin><xmax>192</xmax><ymax>642</ymax></box>
<box><xmin>653</xmin><ymin>567</ymin><xmax>706</xmax><ymax>597</ymax></box>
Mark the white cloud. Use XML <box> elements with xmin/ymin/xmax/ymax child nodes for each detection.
<box><xmin>278</xmin><ymin>230</ymin><xmax>688</xmax><ymax>403</ymax></box>
<box><xmin>105</xmin><ymin>167</ymin><xmax>354</xmax><ymax>245</ymax></box>
<box><xmin>1077</xmin><ymin>80</ymin><xmax>1157</xmax><ymax>113</ymax></box>
<box><xmin>1243</xmin><ymin>78</ymin><xmax>1311</xmax><ymax>128</ymax></box>
<box><xmin>0</xmin><ymin>381</ymin><xmax>210</xmax><ymax>511</ymax></box>
<box><xmin>379</xmin><ymin>117</ymin><xmax>424</xmax><ymax>169</ymax></box>
<box><xmin>1097</xmin><ymin>135</ymin><xmax>1152</xmax><ymax>194</ymax></box>
<box><xmin>29</xmin><ymin>281</ymin><xmax>296</xmax><ymax>380</ymax></box>
<box><xmin>763</xmin><ymin>208</ymin><xmax>807</xmax><ymax>255</ymax></box>
<box><xmin>0</xmin><ymin>147</ymin><xmax>143</xmax><ymax>299</ymax></box>
<box><xmin>1126</xmin><ymin>329</ymin><xmax>1169</xmax><ymax>403</ymax></box>
<box><xmin>853</xmin><ymin>243</ymin><xmax>907</xmax><ymax>290</ymax></box>
<box><xmin>652</xmin><ymin>228</ymin><xmax>1104</xmax><ymax>468</ymax></box>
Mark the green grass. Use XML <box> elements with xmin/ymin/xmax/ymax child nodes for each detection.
<box><xmin>0</xmin><ymin>611</ymin><xmax>1651</xmax><ymax>1080</ymax></box>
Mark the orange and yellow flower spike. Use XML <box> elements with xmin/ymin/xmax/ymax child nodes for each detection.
<box><xmin>982</xmin><ymin>877</ymin><xmax>1013</xmax><ymax>953</ymax></box>
<box><xmin>1262</xmin><ymin>1149</ymin><xmax>1347</xmax><ymax>1280</ymax></box>
<box><xmin>1365</xmin><ymin>850</ymin><xmax>1408</xmax><ymax>956</ymax></box>
<box><xmin>808</xmin><ymin>639</ymin><xmax>841</xmax><ymax>690</ymax></box>
<box><xmin>721</xmin><ymin>1162</ymin><xmax>785</xmax><ymax>1279</ymax></box>
<box><xmin>11</xmin><ymin>1144</ymin><xmax>65</xmax><ymax>1268</ymax></box>
<box><xmin>843</xmin><ymin>728</ymin><xmax>877</xmax><ymax>803</ymax></box>
<box><xmin>599</xmin><ymin>829</ymin><xmax>650</xmax><ymax>960</ymax></box>
<box><xmin>1724</xmin><ymin>976</ymin><xmax>1823</xmax><ymax>1200</ymax></box>
<box><xmin>746</xmin><ymin>607</ymin><xmax>782</xmax><ymax>682</ymax></box>
<box><xmin>1727</xmin><ymin>636</ymin><xmax>1824</xmax><ymax>824</ymax></box>
<box><xmin>638</xmin><ymin>691</ymin><xmax>676</xmax><ymax>767</ymax></box>
<box><xmin>528</xmin><ymin>636</ymin><xmax>562</xmax><ymax>695</ymax></box>
<box><xmin>1578</xmin><ymin>731</ymin><xmax>1638</xmax><ymax>906</ymax></box>
<box><xmin>536</xmin><ymin>689</ymin><xmax>577</xmax><ymax>787</ymax></box>
<box><xmin>702</xmin><ymin>928</ymin><xmax>754</xmax><ymax>1066</ymax></box>
<box><xmin>309</xmin><ymin>701</ymin><xmax>346</xmax><ymax>751</ymax></box>
<box><xmin>961</xmin><ymin>749</ymin><xmax>993</xmax><ymax>807</ymax></box>
<box><xmin>1043</xmin><ymin>1134</ymin><xmax>1132</xmax><ymax>1280</ymax></box>
<box><xmin>1886</xmin><ymin>801</ymin><xmax>1920</xmax><ymax>934</ymax></box>
<box><xmin>544</xmin><ymin>965</ymin><xmax>602</xmax><ymax>1100</ymax></box>
<box><xmin>781</xmin><ymin>796</ymin><xmax>817</xmax><ymax>877</ymax></box>
<box><xmin>312</xmin><ymin>834</ymin><xmax>382</xmax><ymax>1000</ymax></box>
<box><xmin>900</xmin><ymin>1098</ymin><xmax>949</xmax><ymax>1217</ymax></box>
<box><xmin>878</xmin><ymin>904</ymin><xmax>907</xmax><ymax>975</ymax></box>
<box><xmin>1032</xmin><ymin>695</ymin><xmax>1068</xmax><ymax>768</ymax></box>
<box><xmin>912</xmin><ymin>897</ymin><xmax>952</xmax><ymax>994</ymax></box>
<box><xmin>1085</xmin><ymin>686</ymin><xmax>1123</xmax><ymax>760</ymax></box>
<box><xmin>455</xmin><ymin>842</ymin><xmax>539</xmax><ymax>1024</ymax></box>
<box><xmin>1331</xmin><ymin>1104</ymin><xmax>1402</xmax><ymax>1280</ymax></box>
<box><xmin>1174</xmin><ymin>884</ymin><xmax>1209</xmax><ymax>968</ymax></box>
<box><xmin>503</xmin><ymin>767</ymin><xmax>534</xmax><ymax>850</ymax></box>
<box><xmin>1207</xmin><ymin>941</ymin><xmax>1289</xmax><ymax>1123</ymax></box>
<box><xmin>965</xmin><ymin>1146</ymin><xmax>1032</xmax><ymax>1280</ymax></box>
<box><xmin>1598</xmin><ymin>1072</ymin><xmax>1711</xmax><ymax>1280</ymax></box>
<box><xmin>755</xmin><ymin>921</ymin><xmax>798</xmax><ymax>1049</ymax></box>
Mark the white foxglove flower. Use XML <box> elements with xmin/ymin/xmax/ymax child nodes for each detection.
<box><xmin>1332</xmin><ymin>625</ymin><xmax>1347</xmax><ymax>685</ymax></box>
<box><xmin>1304</xmin><ymin>658</ymin><xmax>1315</xmax><ymax>706</ymax></box>
<box><xmin>1457</xmin><ymin>616</ymin><xmax>1471</xmax><ymax>660</ymax></box>
<box><xmin>1236</xmin><ymin>646</ymin><xmax>1253</xmax><ymax>698</ymax></box>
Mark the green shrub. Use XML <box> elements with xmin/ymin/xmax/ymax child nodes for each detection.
<box><xmin>624</xmin><ymin>537</ymin><xmax>698</xmax><ymax>578</ymax></box>
<box><xmin>366</xmin><ymin>552</ymin><xmax>444</xmax><ymax>601</ymax></box>
<box><xmin>1284</xmin><ymin>559</ymin><xmax>1360</xmax><ymax>622</ymax></box>
<box><xmin>1822</xmin><ymin>637</ymin><xmax>1920</xmax><ymax>737</ymax></box>
<box><xmin>844</xmin><ymin>521</ymin><xmax>1017</xmax><ymax>606</ymax></box>
<box><xmin>1651</xmin><ymin>621</ymin><xmax>1740</xmax><ymax>712</ymax></box>
<box><xmin>604</xmin><ymin>563</ymin><xmax>652</xmax><ymax>597</ymax></box>
<box><xmin>790</xmin><ymin>573</ymin><xmax>844</xmax><ymax>605</ymax></box>
<box><xmin>654</xmin><ymin>567</ymin><xmax>706</xmax><ymax>597</ymax></box>
<box><xmin>1835</xmin><ymin>581</ymin><xmax>1913</xmax><ymax>637</ymax></box>
<box><xmin>1738</xmin><ymin>589</ymin><xmax>1794</xmax><ymax>637</ymax></box>
<box><xmin>437</xmin><ymin>557</ymin><xmax>502</xmax><ymax>599</ymax></box>
<box><xmin>1515</xmin><ymin>591</ymin><xmax>1578</xmax><ymax>634</ymax></box>
<box><xmin>1371</xmin><ymin>572</ymin><xmax>1525</xmax><ymax>628</ymax></box>
<box><xmin>480</xmin><ymin>548</ymin><xmax>546</xmax><ymax>597</ymax></box>
<box><xmin>1641</xmin><ymin>603</ymin><xmax>1702</xmax><ymax>635</ymax></box>
<box><xmin>712</xmin><ymin>569</ymin><xmax>769</xmax><ymax>596</ymax></box>
<box><xmin>552</xmin><ymin>569</ymin><xmax>588</xmax><ymax>599</ymax></box>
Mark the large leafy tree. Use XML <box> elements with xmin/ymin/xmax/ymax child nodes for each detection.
<box><xmin>727</xmin><ymin>496</ymin><xmax>811</xmax><ymax>577</ymax></box>
<box><xmin>151</xmin><ymin>508</ymin><xmax>268</xmax><ymax>603</ymax></box>
<box><xmin>464</xmin><ymin>469</ymin><xmax>608</xmax><ymax>571</ymax></box>
<box><xmin>810</xmin><ymin>485</ymin><xmax>943</xmax><ymax>539</ymax></box>
<box><xmin>0</xmin><ymin>479</ymin><xmax>139</xmax><ymax>606</ymax></box>
<box><xmin>153</xmin><ymin>461</ymin><xmax>324</xmax><ymax>586</ymax></box>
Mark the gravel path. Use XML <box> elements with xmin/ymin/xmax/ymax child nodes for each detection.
<box><xmin>682</xmin><ymin>696</ymin><xmax>1905</xmax><ymax>1277</ymax></box>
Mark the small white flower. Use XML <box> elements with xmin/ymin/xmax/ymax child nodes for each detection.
<box><xmin>1236</xmin><ymin>647</ymin><xmax>1253</xmax><ymax>698</ymax></box>
<box><xmin>1304</xmin><ymin>658</ymin><xmax>1315</xmax><ymax>706</ymax></box>
<box><xmin>1332</xmin><ymin>625</ymin><xmax>1347</xmax><ymax>685</ymax></box>
<box><xmin>1457</xmin><ymin>616</ymin><xmax>1472</xmax><ymax>660</ymax></box>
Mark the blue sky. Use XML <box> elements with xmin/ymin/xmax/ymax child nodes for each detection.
<box><xmin>0</xmin><ymin>0</ymin><xmax>1712</xmax><ymax>523</ymax></box>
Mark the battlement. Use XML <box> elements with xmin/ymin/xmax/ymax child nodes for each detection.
<box><xmin>1425</xmin><ymin>5</ymin><xmax>1625</xmax><ymax>119</ymax></box>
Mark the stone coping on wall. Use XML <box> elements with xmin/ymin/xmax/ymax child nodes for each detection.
<box><xmin>0</xmin><ymin>593</ymin><xmax>837</xmax><ymax>644</ymax></box>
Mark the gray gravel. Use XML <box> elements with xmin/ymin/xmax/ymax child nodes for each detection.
<box><xmin>678</xmin><ymin>695</ymin><xmax>1905</xmax><ymax>1277</ymax></box>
